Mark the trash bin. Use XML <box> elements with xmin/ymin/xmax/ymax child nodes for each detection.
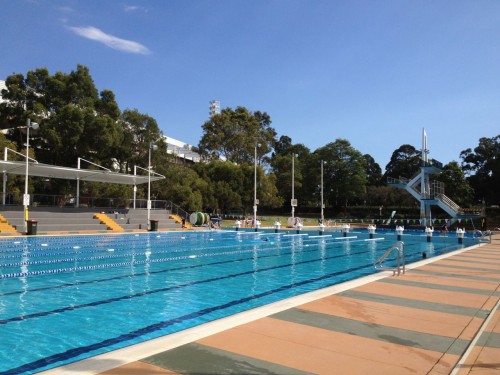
<box><xmin>149</xmin><ymin>219</ymin><xmax>158</xmax><ymax>231</ymax></box>
<box><xmin>27</xmin><ymin>220</ymin><xmax>38</xmax><ymax>235</ymax></box>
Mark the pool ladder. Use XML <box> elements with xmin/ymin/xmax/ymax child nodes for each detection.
<box><xmin>473</xmin><ymin>229</ymin><xmax>492</xmax><ymax>243</ymax></box>
<box><xmin>373</xmin><ymin>241</ymin><xmax>405</xmax><ymax>276</ymax></box>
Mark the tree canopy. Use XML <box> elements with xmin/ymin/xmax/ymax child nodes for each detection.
<box><xmin>435</xmin><ymin>161</ymin><xmax>474</xmax><ymax>206</ymax></box>
<box><xmin>1</xmin><ymin>64</ymin><xmax>497</xmax><ymax>213</ymax></box>
<box><xmin>197</xmin><ymin>106</ymin><xmax>277</xmax><ymax>165</ymax></box>
<box><xmin>314</xmin><ymin>139</ymin><xmax>367</xmax><ymax>208</ymax></box>
<box><xmin>460</xmin><ymin>135</ymin><xmax>500</xmax><ymax>205</ymax></box>
<box><xmin>384</xmin><ymin>144</ymin><xmax>421</xmax><ymax>180</ymax></box>
<box><xmin>0</xmin><ymin>65</ymin><xmax>123</xmax><ymax>168</ymax></box>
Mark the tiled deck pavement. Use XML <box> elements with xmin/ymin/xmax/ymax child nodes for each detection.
<box><xmin>46</xmin><ymin>236</ymin><xmax>500</xmax><ymax>375</ymax></box>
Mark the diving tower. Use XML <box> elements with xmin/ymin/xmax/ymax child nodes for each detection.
<box><xmin>387</xmin><ymin>129</ymin><xmax>465</xmax><ymax>226</ymax></box>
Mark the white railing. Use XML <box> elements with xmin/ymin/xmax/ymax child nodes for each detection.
<box><xmin>387</xmin><ymin>176</ymin><xmax>409</xmax><ymax>185</ymax></box>
<box><xmin>436</xmin><ymin>193</ymin><xmax>461</xmax><ymax>214</ymax></box>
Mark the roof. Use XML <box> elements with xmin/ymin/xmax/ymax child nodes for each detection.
<box><xmin>163</xmin><ymin>136</ymin><xmax>201</xmax><ymax>163</ymax></box>
<box><xmin>0</xmin><ymin>160</ymin><xmax>165</xmax><ymax>185</ymax></box>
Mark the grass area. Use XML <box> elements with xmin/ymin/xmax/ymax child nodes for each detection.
<box><xmin>220</xmin><ymin>215</ymin><xmax>324</xmax><ymax>228</ymax></box>
<box><xmin>218</xmin><ymin>215</ymin><xmax>374</xmax><ymax>229</ymax></box>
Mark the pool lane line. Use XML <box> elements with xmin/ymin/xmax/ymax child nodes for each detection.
<box><xmin>0</xmin><ymin>248</ymin><xmax>382</xmax><ymax>326</ymax></box>
<box><xmin>0</xmin><ymin>232</ymin><xmax>340</xmax><ymax>267</ymax></box>
<box><xmin>0</xmin><ymin>234</ymin><xmax>388</xmax><ymax>278</ymax></box>
<box><xmin>0</xmin><ymin>230</ymin><xmax>252</xmax><ymax>254</ymax></box>
<box><xmin>0</xmin><ymin>243</ymin><xmax>376</xmax><ymax>296</ymax></box>
<box><xmin>0</xmin><ymin>243</ymin><xmax>450</xmax><ymax>326</ymax></box>
<box><xmin>1</xmin><ymin>262</ymin><xmax>375</xmax><ymax>375</ymax></box>
<box><xmin>2</xmin><ymin>232</ymin><xmax>421</xmax><ymax>298</ymax></box>
<box><xmin>0</xmin><ymin>231</ymin><xmax>341</xmax><ymax>261</ymax></box>
<box><xmin>0</xmin><ymin>241</ymin><xmax>447</xmax><ymax>282</ymax></box>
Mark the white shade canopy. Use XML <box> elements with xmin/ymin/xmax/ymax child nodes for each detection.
<box><xmin>0</xmin><ymin>160</ymin><xmax>165</xmax><ymax>185</ymax></box>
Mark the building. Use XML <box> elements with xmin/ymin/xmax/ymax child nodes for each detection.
<box><xmin>0</xmin><ymin>80</ymin><xmax>7</xmax><ymax>104</ymax></box>
<box><xmin>162</xmin><ymin>136</ymin><xmax>201</xmax><ymax>163</ymax></box>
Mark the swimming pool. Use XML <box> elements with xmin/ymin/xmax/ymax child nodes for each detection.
<box><xmin>0</xmin><ymin>230</ymin><xmax>476</xmax><ymax>374</ymax></box>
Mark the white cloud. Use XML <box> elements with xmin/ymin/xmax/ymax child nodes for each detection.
<box><xmin>69</xmin><ymin>26</ymin><xmax>151</xmax><ymax>55</ymax></box>
<box><xmin>58</xmin><ymin>6</ymin><xmax>74</xmax><ymax>13</ymax></box>
<box><xmin>124</xmin><ymin>5</ymin><xmax>149</xmax><ymax>13</ymax></box>
<box><xmin>124</xmin><ymin>5</ymin><xmax>139</xmax><ymax>12</ymax></box>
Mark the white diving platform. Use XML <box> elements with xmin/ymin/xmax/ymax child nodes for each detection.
<box><xmin>387</xmin><ymin>128</ymin><xmax>478</xmax><ymax>225</ymax></box>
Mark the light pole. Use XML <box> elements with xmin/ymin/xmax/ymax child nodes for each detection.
<box><xmin>147</xmin><ymin>141</ymin><xmax>158</xmax><ymax>230</ymax></box>
<box><xmin>253</xmin><ymin>144</ymin><xmax>260</xmax><ymax>226</ymax></box>
<box><xmin>291</xmin><ymin>153</ymin><xmax>298</xmax><ymax>219</ymax></box>
<box><xmin>24</xmin><ymin>118</ymin><xmax>39</xmax><ymax>233</ymax></box>
<box><xmin>321</xmin><ymin>160</ymin><xmax>326</xmax><ymax>223</ymax></box>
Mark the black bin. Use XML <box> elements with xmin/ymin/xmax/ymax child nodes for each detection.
<box><xmin>27</xmin><ymin>220</ymin><xmax>38</xmax><ymax>235</ymax></box>
<box><xmin>149</xmin><ymin>219</ymin><xmax>158</xmax><ymax>231</ymax></box>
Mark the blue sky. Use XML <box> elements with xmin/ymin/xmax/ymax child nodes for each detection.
<box><xmin>1</xmin><ymin>0</ymin><xmax>499</xmax><ymax>170</ymax></box>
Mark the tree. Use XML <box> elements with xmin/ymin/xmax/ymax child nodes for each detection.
<box><xmin>160</xmin><ymin>164</ymin><xmax>207</xmax><ymax>212</ymax></box>
<box><xmin>364</xmin><ymin>154</ymin><xmax>383</xmax><ymax>186</ymax></box>
<box><xmin>1</xmin><ymin>65</ymin><xmax>124</xmax><ymax>169</ymax></box>
<box><xmin>0</xmin><ymin>132</ymin><xmax>28</xmax><ymax>203</ymax></box>
<box><xmin>269</xmin><ymin>139</ymin><xmax>311</xmax><ymax>209</ymax></box>
<box><xmin>384</xmin><ymin>144</ymin><xmax>421</xmax><ymax>180</ymax></box>
<box><xmin>118</xmin><ymin>109</ymin><xmax>163</xmax><ymax>173</ymax></box>
<box><xmin>258</xmin><ymin>172</ymin><xmax>284</xmax><ymax>209</ymax></box>
<box><xmin>198</xmin><ymin>106</ymin><xmax>277</xmax><ymax>165</ymax></box>
<box><xmin>273</xmin><ymin>135</ymin><xmax>293</xmax><ymax>156</ymax></box>
<box><xmin>366</xmin><ymin>185</ymin><xmax>416</xmax><ymax>207</ymax></box>
<box><xmin>435</xmin><ymin>161</ymin><xmax>474</xmax><ymax>207</ymax></box>
<box><xmin>314</xmin><ymin>139</ymin><xmax>367</xmax><ymax>208</ymax></box>
<box><xmin>460</xmin><ymin>135</ymin><xmax>500</xmax><ymax>205</ymax></box>
<box><xmin>193</xmin><ymin>160</ymin><xmax>245</xmax><ymax>212</ymax></box>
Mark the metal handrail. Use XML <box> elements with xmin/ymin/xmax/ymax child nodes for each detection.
<box><xmin>473</xmin><ymin>229</ymin><xmax>492</xmax><ymax>244</ymax></box>
<box><xmin>373</xmin><ymin>241</ymin><xmax>405</xmax><ymax>276</ymax></box>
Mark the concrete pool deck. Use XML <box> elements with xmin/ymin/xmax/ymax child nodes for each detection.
<box><xmin>42</xmin><ymin>234</ymin><xmax>500</xmax><ymax>375</ymax></box>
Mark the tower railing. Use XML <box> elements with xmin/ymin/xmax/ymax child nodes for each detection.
<box><xmin>435</xmin><ymin>193</ymin><xmax>461</xmax><ymax>214</ymax></box>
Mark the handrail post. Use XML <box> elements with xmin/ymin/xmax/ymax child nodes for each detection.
<box><xmin>402</xmin><ymin>242</ymin><xmax>406</xmax><ymax>274</ymax></box>
<box><xmin>396</xmin><ymin>250</ymin><xmax>400</xmax><ymax>276</ymax></box>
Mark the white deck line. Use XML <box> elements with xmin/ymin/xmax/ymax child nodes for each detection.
<box><xmin>39</xmin><ymin>243</ymin><xmax>481</xmax><ymax>375</ymax></box>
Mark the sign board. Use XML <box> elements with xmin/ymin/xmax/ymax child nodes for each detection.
<box><xmin>291</xmin><ymin>199</ymin><xmax>298</xmax><ymax>207</ymax></box>
<box><xmin>23</xmin><ymin>194</ymin><xmax>30</xmax><ymax>206</ymax></box>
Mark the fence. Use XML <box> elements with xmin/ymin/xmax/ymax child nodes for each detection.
<box><xmin>1</xmin><ymin>193</ymin><xmax>189</xmax><ymax>219</ymax></box>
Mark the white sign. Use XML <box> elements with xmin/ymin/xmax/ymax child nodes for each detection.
<box><xmin>147</xmin><ymin>200</ymin><xmax>151</xmax><ymax>209</ymax></box>
<box><xmin>291</xmin><ymin>199</ymin><xmax>298</xmax><ymax>207</ymax></box>
<box><xmin>23</xmin><ymin>194</ymin><xmax>30</xmax><ymax>206</ymax></box>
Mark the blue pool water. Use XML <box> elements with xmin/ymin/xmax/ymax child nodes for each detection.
<box><xmin>0</xmin><ymin>230</ymin><xmax>476</xmax><ymax>374</ymax></box>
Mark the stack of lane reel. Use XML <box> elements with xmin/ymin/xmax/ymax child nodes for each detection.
<box><xmin>189</xmin><ymin>212</ymin><xmax>211</xmax><ymax>226</ymax></box>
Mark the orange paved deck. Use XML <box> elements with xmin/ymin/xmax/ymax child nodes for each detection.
<box><xmin>45</xmin><ymin>235</ymin><xmax>500</xmax><ymax>375</ymax></box>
